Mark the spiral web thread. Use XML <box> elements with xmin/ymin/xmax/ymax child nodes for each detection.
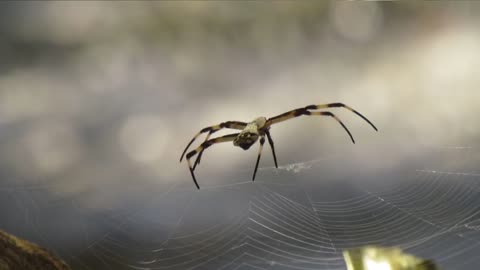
<box><xmin>1</xmin><ymin>145</ymin><xmax>480</xmax><ymax>270</ymax></box>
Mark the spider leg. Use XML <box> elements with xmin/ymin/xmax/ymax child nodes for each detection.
<box><xmin>266</xmin><ymin>103</ymin><xmax>377</xmax><ymax>132</ymax></box>
<box><xmin>266</xmin><ymin>107</ymin><xmax>316</xmax><ymax>127</ymax></box>
<box><xmin>307</xmin><ymin>103</ymin><xmax>377</xmax><ymax>131</ymax></box>
<box><xmin>268</xmin><ymin>109</ymin><xmax>355</xmax><ymax>143</ymax></box>
<box><xmin>252</xmin><ymin>136</ymin><xmax>266</xmax><ymax>181</ymax></box>
<box><xmin>192</xmin><ymin>132</ymin><xmax>212</xmax><ymax>170</ymax></box>
<box><xmin>310</xmin><ymin>111</ymin><xmax>355</xmax><ymax>143</ymax></box>
<box><xmin>180</xmin><ymin>121</ymin><xmax>247</xmax><ymax>162</ymax></box>
<box><xmin>265</xmin><ymin>130</ymin><xmax>278</xmax><ymax>168</ymax></box>
<box><xmin>193</xmin><ymin>150</ymin><xmax>204</xmax><ymax>170</ymax></box>
<box><xmin>193</xmin><ymin>126</ymin><xmax>235</xmax><ymax>169</ymax></box>
<box><xmin>185</xmin><ymin>133</ymin><xmax>240</xmax><ymax>189</ymax></box>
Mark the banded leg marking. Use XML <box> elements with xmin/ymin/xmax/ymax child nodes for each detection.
<box><xmin>308</xmin><ymin>102</ymin><xmax>377</xmax><ymax>131</ymax></box>
<box><xmin>185</xmin><ymin>133</ymin><xmax>240</xmax><ymax>189</ymax></box>
<box><xmin>180</xmin><ymin>121</ymin><xmax>247</xmax><ymax>162</ymax></box>
<box><xmin>266</xmin><ymin>102</ymin><xmax>377</xmax><ymax>132</ymax></box>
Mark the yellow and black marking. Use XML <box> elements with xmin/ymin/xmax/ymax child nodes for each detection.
<box><xmin>266</xmin><ymin>102</ymin><xmax>377</xmax><ymax>144</ymax></box>
<box><xmin>180</xmin><ymin>102</ymin><xmax>378</xmax><ymax>190</ymax></box>
<box><xmin>186</xmin><ymin>133</ymin><xmax>240</xmax><ymax>189</ymax></box>
<box><xmin>252</xmin><ymin>136</ymin><xmax>266</xmax><ymax>181</ymax></box>
<box><xmin>312</xmin><ymin>103</ymin><xmax>378</xmax><ymax>131</ymax></box>
<box><xmin>180</xmin><ymin>121</ymin><xmax>247</xmax><ymax>162</ymax></box>
<box><xmin>267</xmin><ymin>103</ymin><xmax>377</xmax><ymax>131</ymax></box>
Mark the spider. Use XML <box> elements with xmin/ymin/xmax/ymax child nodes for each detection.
<box><xmin>180</xmin><ymin>103</ymin><xmax>378</xmax><ymax>189</ymax></box>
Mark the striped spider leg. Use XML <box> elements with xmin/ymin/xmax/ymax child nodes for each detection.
<box><xmin>266</xmin><ymin>102</ymin><xmax>377</xmax><ymax>143</ymax></box>
<box><xmin>179</xmin><ymin>121</ymin><xmax>247</xmax><ymax>166</ymax></box>
<box><xmin>185</xmin><ymin>133</ymin><xmax>240</xmax><ymax>189</ymax></box>
<box><xmin>181</xmin><ymin>102</ymin><xmax>377</xmax><ymax>189</ymax></box>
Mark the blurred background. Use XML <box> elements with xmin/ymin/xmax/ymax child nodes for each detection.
<box><xmin>0</xmin><ymin>1</ymin><xmax>479</xmax><ymax>270</ymax></box>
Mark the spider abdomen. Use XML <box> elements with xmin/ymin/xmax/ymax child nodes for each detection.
<box><xmin>233</xmin><ymin>131</ymin><xmax>259</xmax><ymax>150</ymax></box>
<box><xmin>233</xmin><ymin>121</ymin><xmax>261</xmax><ymax>150</ymax></box>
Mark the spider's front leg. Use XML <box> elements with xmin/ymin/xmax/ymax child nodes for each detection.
<box><xmin>185</xmin><ymin>133</ymin><xmax>240</xmax><ymax>189</ymax></box>
<box><xmin>180</xmin><ymin>121</ymin><xmax>247</xmax><ymax>162</ymax></box>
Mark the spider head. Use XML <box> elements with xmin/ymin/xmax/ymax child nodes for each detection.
<box><xmin>233</xmin><ymin>132</ymin><xmax>259</xmax><ymax>150</ymax></box>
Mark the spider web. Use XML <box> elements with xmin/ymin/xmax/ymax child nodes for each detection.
<box><xmin>1</xmin><ymin>144</ymin><xmax>480</xmax><ymax>270</ymax></box>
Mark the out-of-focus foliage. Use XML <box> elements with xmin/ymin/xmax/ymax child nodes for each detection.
<box><xmin>343</xmin><ymin>246</ymin><xmax>438</xmax><ymax>270</ymax></box>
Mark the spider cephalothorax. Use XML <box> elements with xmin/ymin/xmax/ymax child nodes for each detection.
<box><xmin>180</xmin><ymin>103</ymin><xmax>377</xmax><ymax>189</ymax></box>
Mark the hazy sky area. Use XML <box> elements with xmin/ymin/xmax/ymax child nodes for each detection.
<box><xmin>0</xmin><ymin>2</ymin><xmax>479</xmax><ymax>270</ymax></box>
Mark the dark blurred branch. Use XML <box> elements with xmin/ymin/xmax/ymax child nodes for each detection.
<box><xmin>0</xmin><ymin>230</ymin><xmax>72</xmax><ymax>270</ymax></box>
